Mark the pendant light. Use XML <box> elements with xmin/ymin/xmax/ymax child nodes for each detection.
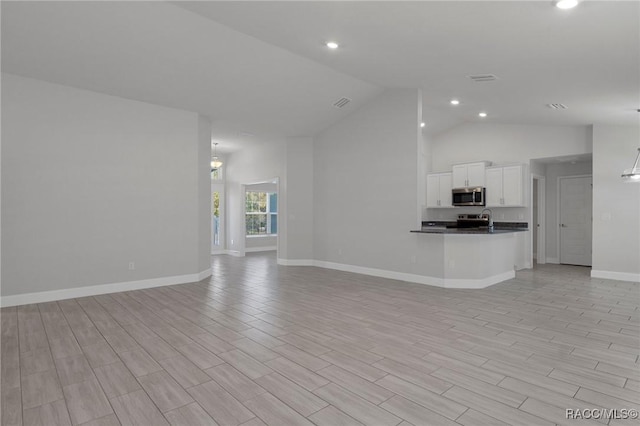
<box><xmin>211</xmin><ymin>143</ymin><xmax>223</xmax><ymax>171</ymax></box>
<box><xmin>621</xmin><ymin>148</ymin><xmax>640</xmax><ymax>183</ymax></box>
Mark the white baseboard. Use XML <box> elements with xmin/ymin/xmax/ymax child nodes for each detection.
<box><xmin>313</xmin><ymin>260</ymin><xmax>445</xmax><ymax>287</ymax></box>
<box><xmin>197</xmin><ymin>268</ymin><xmax>213</xmax><ymax>281</ymax></box>
<box><xmin>546</xmin><ymin>257</ymin><xmax>560</xmax><ymax>264</ymax></box>
<box><xmin>227</xmin><ymin>250</ymin><xmax>245</xmax><ymax>257</ymax></box>
<box><xmin>277</xmin><ymin>258</ymin><xmax>314</xmax><ymax>266</ymax></box>
<box><xmin>211</xmin><ymin>249</ymin><xmax>227</xmax><ymax>255</ymax></box>
<box><xmin>305</xmin><ymin>260</ymin><xmax>513</xmax><ymax>289</ymax></box>
<box><xmin>442</xmin><ymin>270</ymin><xmax>516</xmax><ymax>289</ymax></box>
<box><xmin>591</xmin><ymin>270</ymin><xmax>640</xmax><ymax>283</ymax></box>
<box><xmin>245</xmin><ymin>246</ymin><xmax>277</xmax><ymax>253</ymax></box>
<box><xmin>0</xmin><ymin>268</ymin><xmax>212</xmax><ymax>308</ymax></box>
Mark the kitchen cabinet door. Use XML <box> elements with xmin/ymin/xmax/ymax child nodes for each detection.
<box><xmin>452</xmin><ymin>165</ymin><xmax>467</xmax><ymax>188</ymax></box>
<box><xmin>485</xmin><ymin>167</ymin><xmax>503</xmax><ymax>207</ymax></box>
<box><xmin>426</xmin><ymin>174</ymin><xmax>440</xmax><ymax>207</ymax></box>
<box><xmin>426</xmin><ymin>173</ymin><xmax>452</xmax><ymax>208</ymax></box>
<box><xmin>438</xmin><ymin>173</ymin><xmax>453</xmax><ymax>207</ymax></box>
<box><xmin>502</xmin><ymin>165</ymin><xmax>523</xmax><ymax>206</ymax></box>
<box><xmin>466</xmin><ymin>162</ymin><xmax>486</xmax><ymax>187</ymax></box>
<box><xmin>452</xmin><ymin>162</ymin><xmax>486</xmax><ymax>188</ymax></box>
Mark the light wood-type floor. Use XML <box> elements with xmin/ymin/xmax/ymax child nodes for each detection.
<box><xmin>2</xmin><ymin>252</ymin><xmax>639</xmax><ymax>426</ymax></box>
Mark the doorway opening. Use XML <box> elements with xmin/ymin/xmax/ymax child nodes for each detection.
<box><xmin>530</xmin><ymin>154</ymin><xmax>592</xmax><ymax>266</ymax></box>
<box><xmin>532</xmin><ymin>175</ymin><xmax>546</xmax><ymax>266</ymax></box>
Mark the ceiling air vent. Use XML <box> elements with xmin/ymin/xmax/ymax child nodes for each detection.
<box><xmin>333</xmin><ymin>97</ymin><xmax>351</xmax><ymax>108</ymax></box>
<box><xmin>467</xmin><ymin>74</ymin><xmax>498</xmax><ymax>82</ymax></box>
<box><xmin>547</xmin><ymin>103</ymin><xmax>568</xmax><ymax>109</ymax></box>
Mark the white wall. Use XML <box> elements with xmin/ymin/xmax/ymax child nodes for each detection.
<box><xmin>246</xmin><ymin>236</ymin><xmax>277</xmax><ymax>251</ymax></box>
<box><xmin>198</xmin><ymin>116</ymin><xmax>213</xmax><ymax>270</ymax></box>
<box><xmin>543</xmin><ymin>160</ymin><xmax>592</xmax><ymax>263</ymax></box>
<box><xmin>592</xmin><ymin>125</ymin><xmax>640</xmax><ymax>281</ymax></box>
<box><xmin>280</xmin><ymin>137</ymin><xmax>314</xmax><ymax>262</ymax></box>
<box><xmin>428</xmin><ymin>123</ymin><xmax>592</xmax><ymax>223</ymax></box>
<box><xmin>313</xmin><ymin>89</ymin><xmax>428</xmax><ymax>273</ymax></box>
<box><xmin>1</xmin><ymin>73</ymin><xmax>211</xmax><ymax>301</ymax></box>
<box><xmin>225</xmin><ymin>137</ymin><xmax>285</xmax><ymax>256</ymax></box>
<box><xmin>226</xmin><ymin>136</ymin><xmax>314</xmax><ymax>261</ymax></box>
<box><xmin>431</xmin><ymin>123</ymin><xmax>592</xmax><ymax>172</ymax></box>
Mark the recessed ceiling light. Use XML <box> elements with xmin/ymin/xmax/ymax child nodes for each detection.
<box><xmin>450</xmin><ymin>99</ymin><xmax>460</xmax><ymax>105</ymax></box>
<box><xmin>326</xmin><ymin>41</ymin><xmax>339</xmax><ymax>49</ymax></box>
<box><xmin>478</xmin><ymin>112</ymin><xmax>487</xmax><ymax>118</ymax></box>
<box><xmin>421</xmin><ymin>122</ymin><xmax>426</xmax><ymax>128</ymax></box>
<box><xmin>555</xmin><ymin>0</ymin><xmax>579</xmax><ymax>9</ymax></box>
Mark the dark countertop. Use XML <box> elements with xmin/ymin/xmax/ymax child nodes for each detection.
<box><xmin>411</xmin><ymin>227</ymin><xmax>527</xmax><ymax>235</ymax></box>
<box><xmin>413</xmin><ymin>221</ymin><xmax>528</xmax><ymax>235</ymax></box>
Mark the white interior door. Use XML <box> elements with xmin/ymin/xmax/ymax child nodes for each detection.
<box><xmin>559</xmin><ymin>176</ymin><xmax>592</xmax><ymax>266</ymax></box>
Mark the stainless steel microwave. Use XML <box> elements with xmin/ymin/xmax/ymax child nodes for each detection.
<box><xmin>452</xmin><ymin>187</ymin><xmax>485</xmax><ymax>206</ymax></box>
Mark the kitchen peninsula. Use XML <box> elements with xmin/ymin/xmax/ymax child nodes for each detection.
<box><xmin>410</xmin><ymin>222</ymin><xmax>527</xmax><ymax>289</ymax></box>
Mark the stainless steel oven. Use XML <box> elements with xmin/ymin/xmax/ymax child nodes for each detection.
<box><xmin>452</xmin><ymin>187</ymin><xmax>485</xmax><ymax>206</ymax></box>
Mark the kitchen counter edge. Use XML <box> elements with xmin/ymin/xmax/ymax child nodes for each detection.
<box><xmin>410</xmin><ymin>228</ymin><xmax>527</xmax><ymax>235</ymax></box>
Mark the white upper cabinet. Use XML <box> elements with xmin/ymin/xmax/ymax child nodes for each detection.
<box><xmin>426</xmin><ymin>172</ymin><xmax>452</xmax><ymax>208</ymax></box>
<box><xmin>452</xmin><ymin>162</ymin><xmax>489</xmax><ymax>188</ymax></box>
<box><xmin>452</xmin><ymin>165</ymin><xmax>467</xmax><ymax>188</ymax></box>
<box><xmin>485</xmin><ymin>164</ymin><xmax>525</xmax><ymax>207</ymax></box>
<box><xmin>466</xmin><ymin>162</ymin><xmax>487</xmax><ymax>187</ymax></box>
<box><xmin>485</xmin><ymin>167</ymin><xmax>503</xmax><ymax>206</ymax></box>
<box><xmin>502</xmin><ymin>165</ymin><xmax>524</xmax><ymax>206</ymax></box>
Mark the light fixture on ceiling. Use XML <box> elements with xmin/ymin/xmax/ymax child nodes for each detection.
<box><xmin>211</xmin><ymin>143</ymin><xmax>223</xmax><ymax>171</ymax></box>
<box><xmin>621</xmin><ymin>148</ymin><xmax>640</xmax><ymax>183</ymax></box>
<box><xmin>478</xmin><ymin>112</ymin><xmax>487</xmax><ymax>118</ymax></box>
<box><xmin>421</xmin><ymin>122</ymin><xmax>426</xmax><ymax>128</ymax></box>
<box><xmin>450</xmin><ymin>99</ymin><xmax>460</xmax><ymax>105</ymax></box>
<box><xmin>555</xmin><ymin>0</ymin><xmax>579</xmax><ymax>9</ymax></box>
<box><xmin>326</xmin><ymin>41</ymin><xmax>339</xmax><ymax>49</ymax></box>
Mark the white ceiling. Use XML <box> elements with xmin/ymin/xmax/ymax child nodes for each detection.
<box><xmin>2</xmin><ymin>1</ymin><xmax>639</xmax><ymax>151</ymax></box>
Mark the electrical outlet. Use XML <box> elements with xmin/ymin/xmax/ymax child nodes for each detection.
<box><xmin>338</xmin><ymin>248</ymin><xmax>343</xmax><ymax>255</ymax></box>
<box><xmin>518</xmin><ymin>213</ymin><xmax>524</xmax><ymax>220</ymax></box>
<box><xmin>128</xmin><ymin>262</ymin><xmax>135</xmax><ymax>270</ymax></box>
<box><xmin>231</xmin><ymin>239</ymin><xmax>234</xmax><ymax>245</ymax></box>
<box><xmin>410</xmin><ymin>255</ymin><xmax>417</xmax><ymax>264</ymax></box>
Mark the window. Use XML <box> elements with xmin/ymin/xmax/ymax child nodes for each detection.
<box><xmin>212</xmin><ymin>190</ymin><xmax>220</xmax><ymax>246</ymax></box>
<box><xmin>245</xmin><ymin>191</ymin><xmax>277</xmax><ymax>235</ymax></box>
<box><xmin>211</xmin><ymin>167</ymin><xmax>223</xmax><ymax>181</ymax></box>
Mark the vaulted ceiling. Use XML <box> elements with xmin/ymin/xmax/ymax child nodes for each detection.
<box><xmin>2</xmin><ymin>1</ymin><xmax>638</xmax><ymax>151</ymax></box>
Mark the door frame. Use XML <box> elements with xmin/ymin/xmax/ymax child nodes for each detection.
<box><xmin>557</xmin><ymin>174</ymin><xmax>592</xmax><ymax>265</ymax></box>
<box><xmin>531</xmin><ymin>174</ymin><xmax>546</xmax><ymax>265</ymax></box>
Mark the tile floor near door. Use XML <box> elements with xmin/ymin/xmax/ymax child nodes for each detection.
<box><xmin>2</xmin><ymin>252</ymin><xmax>639</xmax><ymax>426</ymax></box>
